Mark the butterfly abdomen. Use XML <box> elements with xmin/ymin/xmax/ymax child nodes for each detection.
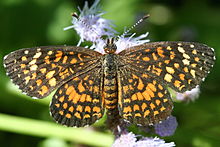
<box><xmin>103</xmin><ymin>54</ymin><xmax>118</xmax><ymax>111</ymax></box>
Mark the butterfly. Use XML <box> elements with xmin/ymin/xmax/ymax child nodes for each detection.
<box><xmin>3</xmin><ymin>38</ymin><xmax>215</xmax><ymax>127</ymax></box>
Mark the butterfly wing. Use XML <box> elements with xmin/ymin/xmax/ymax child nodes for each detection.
<box><xmin>3</xmin><ymin>46</ymin><xmax>102</xmax><ymax>98</ymax></box>
<box><xmin>50</xmin><ymin>65</ymin><xmax>104</xmax><ymax>127</ymax></box>
<box><xmin>119</xmin><ymin>41</ymin><xmax>215</xmax><ymax>92</ymax></box>
<box><xmin>117</xmin><ymin>65</ymin><xmax>173</xmax><ymax>125</ymax></box>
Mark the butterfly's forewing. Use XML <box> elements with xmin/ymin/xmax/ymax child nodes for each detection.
<box><xmin>117</xmin><ymin>65</ymin><xmax>173</xmax><ymax>125</ymax></box>
<box><xmin>3</xmin><ymin>46</ymin><xmax>102</xmax><ymax>98</ymax></box>
<box><xmin>50</xmin><ymin>65</ymin><xmax>104</xmax><ymax>127</ymax></box>
<box><xmin>119</xmin><ymin>41</ymin><xmax>215</xmax><ymax>93</ymax></box>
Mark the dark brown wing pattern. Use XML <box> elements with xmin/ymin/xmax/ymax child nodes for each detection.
<box><xmin>3</xmin><ymin>46</ymin><xmax>102</xmax><ymax>98</ymax></box>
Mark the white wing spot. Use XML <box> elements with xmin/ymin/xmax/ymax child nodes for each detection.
<box><xmin>24</xmin><ymin>50</ymin><xmax>29</xmax><ymax>54</ymax></box>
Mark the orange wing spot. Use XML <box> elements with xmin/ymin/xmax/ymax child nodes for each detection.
<box><xmin>152</xmin><ymin>53</ymin><xmax>158</xmax><ymax>60</ymax></box>
<box><xmin>76</xmin><ymin>105</ymin><xmax>83</xmax><ymax>112</ymax></box>
<box><xmin>123</xmin><ymin>85</ymin><xmax>129</xmax><ymax>94</ymax></box>
<box><xmin>155</xmin><ymin>99</ymin><xmax>161</xmax><ymax>105</ymax></box>
<box><xmin>62</xmin><ymin>56</ymin><xmax>68</xmax><ymax>64</ymax></box>
<box><xmin>143</xmin><ymin>56</ymin><xmax>150</xmax><ymax>61</ymax></box>
<box><xmin>72</xmin><ymin>93</ymin><xmax>81</xmax><ymax>104</ymax></box>
<box><xmin>51</xmin><ymin>63</ymin><xmax>56</xmax><ymax>68</ymax></box>
<box><xmin>49</xmin><ymin>78</ymin><xmax>56</xmax><ymax>86</ymax></box>
<box><xmin>93</xmin><ymin>86</ymin><xmax>99</xmax><ymax>93</ymax></box>
<box><xmin>158</xmin><ymin>84</ymin><xmax>163</xmax><ymax>90</ymax></box>
<box><xmin>93</xmin><ymin>113</ymin><xmax>102</xmax><ymax>118</ymax></box>
<box><xmin>65</xmin><ymin>113</ymin><xmax>71</xmax><ymax>118</ymax></box>
<box><xmin>129</xmin><ymin>85</ymin><xmax>134</xmax><ymax>90</ymax></box>
<box><xmin>134</xmin><ymin>113</ymin><xmax>141</xmax><ymax>117</ymax></box>
<box><xmin>192</xmin><ymin>49</ymin><xmax>197</xmax><ymax>54</ymax></box>
<box><xmin>21</xmin><ymin>56</ymin><xmax>27</xmax><ymax>61</ymax></box>
<box><xmin>46</xmin><ymin>70</ymin><xmax>55</xmax><ymax>79</ymax></box>
<box><xmin>74</xmin><ymin>112</ymin><xmax>81</xmax><ymax>119</ymax></box>
<box><xmin>152</xmin><ymin>66</ymin><xmax>162</xmax><ymax>76</ymax></box>
<box><xmin>20</xmin><ymin>64</ymin><xmax>26</xmax><ymax>68</ymax></box>
<box><xmin>158</xmin><ymin>92</ymin><xmax>164</xmax><ymax>98</ymax></box>
<box><xmin>142</xmin><ymin>90</ymin><xmax>151</xmax><ymax>101</ymax></box>
<box><xmin>145</xmin><ymin>49</ymin><xmax>150</xmax><ymax>52</ymax></box>
<box><xmin>86</xmin><ymin>95</ymin><xmax>92</xmax><ymax>102</ymax></box>
<box><xmin>69</xmin><ymin>51</ymin><xmax>74</xmax><ymax>55</ymax></box>
<box><xmin>64</xmin><ymin>84</ymin><xmax>68</xmax><ymax>89</ymax></box>
<box><xmin>106</xmin><ymin>105</ymin><xmax>117</xmax><ymax>109</ymax></box>
<box><xmin>191</xmin><ymin>63</ymin><xmax>197</xmax><ymax>68</ymax></box>
<box><xmin>131</xmin><ymin>93</ymin><xmax>138</xmax><ymax>101</ymax></box>
<box><xmin>133</xmin><ymin>104</ymin><xmax>140</xmax><ymax>111</ymax></box>
<box><xmin>164</xmin><ymin>60</ymin><xmax>170</xmax><ymax>64</ymax></box>
<box><xmin>179</xmin><ymin>85</ymin><xmax>185</xmax><ymax>90</ymax></box>
<box><xmin>55</xmin><ymin>103</ymin><xmax>60</xmax><ymax>108</ymax></box>
<box><xmin>163</xmin><ymin>99</ymin><xmax>168</xmax><ymax>102</ymax></box>
<box><xmin>93</xmin><ymin>99</ymin><xmax>100</xmax><ymax>103</ymax></box>
<box><xmin>78</xmin><ymin>54</ymin><xmax>83</xmax><ymax>61</ymax></box>
<box><xmin>150</xmin><ymin>103</ymin><xmax>156</xmax><ymax>109</ymax></box>
<box><xmin>93</xmin><ymin>106</ymin><xmax>101</xmax><ymax>113</ymax></box>
<box><xmin>123</xmin><ymin>113</ymin><xmax>132</xmax><ymax>118</ymax></box>
<box><xmin>179</xmin><ymin>74</ymin><xmax>185</xmax><ymax>80</ymax></box>
<box><xmin>154</xmin><ymin>111</ymin><xmax>159</xmax><ymax>116</ymax></box>
<box><xmin>137</xmin><ymin>78</ymin><xmax>144</xmax><ymax>90</ymax></box>
<box><xmin>63</xmin><ymin>103</ymin><xmax>68</xmax><ymax>109</ymax></box>
<box><xmin>142</xmin><ymin>74</ymin><xmax>149</xmax><ymax>78</ymax></box>
<box><xmin>147</xmin><ymin>83</ymin><xmax>157</xmax><ymax>92</ymax></box>
<box><xmin>123</xmin><ymin>106</ymin><xmax>132</xmax><ymax>113</ymax></box>
<box><xmin>29</xmin><ymin>86</ymin><xmax>34</xmax><ymax>91</ymax></box>
<box><xmin>36</xmin><ymin>79</ymin><xmax>42</xmax><ymax>86</ymax></box>
<box><xmin>31</xmin><ymin>73</ymin><xmax>37</xmax><ymax>79</ymax></box>
<box><xmin>141</xmin><ymin>103</ymin><xmax>147</xmax><ymax>111</ymax></box>
<box><xmin>194</xmin><ymin>57</ymin><xmax>200</xmax><ymax>62</ymax></box>
<box><xmin>70</xmin><ymin>58</ymin><xmax>77</xmax><ymax>64</ymax></box>
<box><xmin>68</xmin><ymin>106</ymin><xmax>74</xmax><ymax>112</ymax></box>
<box><xmin>59</xmin><ymin>111</ymin><xmax>64</xmax><ymax>115</ymax></box>
<box><xmin>164</xmin><ymin>73</ymin><xmax>172</xmax><ymax>82</ymax></box>
<box><xmin>59</xmin><ymin>90</ymin><xmax>62</xmax><ymax>94</ymax></box>
<box><xmin>132</xmin><ymin>74</ymin><xmax>138</xmax><ymax>79</ymax></box>
<box><xmin>157</xmin><ymin>47</ymin><xmax>165</xmax><ymax>58</ymax></box>
<box><xmin>58</xmin><ymin>96</ymin><xmax>65</xmax><ymax>102</ymax></box>
<box><xmin>144</xmin><ymin>110</ymin><xmax>150</xmax><ymax>117</ymax></box>
<box><xmin>66</xmin><ymin>86</ymin><xmax>74</xmax><ymax>95</ymax></box>
<box><xmin>183</xmin><ymin>67</ymin><xmax>189</xmax><ymax>72</ymax></box>
<box><xmin>85</xmin><ymin>106</ymin><xmax>91</xmax><ymax>113</ymax></box>
<box><xmin>188</xmin><ymin>79</ymin><xmax>192</xmax><ymax>84</ymax></box>
<box><xmin>124</xmin><ymin>98</ymin><xmax>131</xmax><ymax>103</ymax></box>
<box><xmin>78</xmin><ymin>81</ymin><xmax>86</xmax><ymax>93</ymax></box>
<box><xmin>83</xmin><ymin>114</ymin><xmax>91</xmax><ymax>119</ymax></box>
<box><xmin>166</xmin><ymin>67</ymin><xmax>175</xmax><ymax>74</ymax></box>
<box><xmin>39</xmin><ymin>85</ymin><xmax>48</xmax><ymax>96</ymax></box>
<box><xmin>160</xmin><ymin>106</ymin><xmax>166</xmax><ymax>111</ymax></box>
<box><xmin>89</xmin><ymin>80</ymin><xmax>94</xmax><ymax>85</ymax></box>
<box><xmin>54</xmin><ymin>51</ymin><xmax>63</xmax><ymax>62</ymax></box>
<box><xmin>136</xmin><ymin>92</ymin><xmax>144</xmax><ymax>100</ymax></box>
<box><xmin>170</xmin><ymin>51</ymin><xmax>175</xmax><ymax>60</ymax></box>
<box><xmin>174</xmin><ymin>80</ymin><xmax>181</xmax><ymax>88</ymax></box>
<box><xmin>80</xmin><ymin>94</ymin><xmax>86</xmax><ymax>102</ymax></box>
<box><xmin>174</xmin><ymin>63</ymin><xmax>180</xmax><ymax>68</ymax></box>
<box><xmin>40</xmin><ymin>68</ymin><xmax>46</xmax><ymax>74</ymax></box>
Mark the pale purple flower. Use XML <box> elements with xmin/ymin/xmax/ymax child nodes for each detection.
<box><xmin>64</xmin><ymin>0</ymin><xmax>115</xmax><ymax>46</ymax></box>
<box><xmin>175</xmin><ymin>86</ymin><xmax>200</xmax><ymax>102</ymax></box>
<box><xmin>154</xmin><ymin>116</ymin><xmax>178</xmax><ymax>137</ymax></box>
<box><xmin>112</xmin><ymin>132</ymin><xmax>175</xmax><ymax>147</ymax></box>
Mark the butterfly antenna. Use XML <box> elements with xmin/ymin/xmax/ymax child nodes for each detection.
<box><xmin>120</xmin><ymin>14</ymin><xmax>150</xmax><ymax>37</ymax></box>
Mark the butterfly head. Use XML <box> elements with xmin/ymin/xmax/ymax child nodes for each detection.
<box><xmin>104</xmin><ymin>38</ymin><xmax>117</xmax><ymax>54</ymax></box>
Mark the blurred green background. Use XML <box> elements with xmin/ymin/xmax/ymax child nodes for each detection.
<box><xmin>0</xmin><ymin>0</ymin><xmax>220</xmax><ymax>146</ymax></box>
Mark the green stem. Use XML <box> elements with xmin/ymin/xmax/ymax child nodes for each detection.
<box><xmin>0</xmin><ymin>113</ymin><xmax>113</xmax><ymax>146</ymax></box>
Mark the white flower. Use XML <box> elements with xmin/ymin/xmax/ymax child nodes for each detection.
<box><xmin>175</xmin><ymin>86</ymin><xmax>200</xmax><ymax>102</ymax></box>
<box><xmin>112</xmin><ymin>132</ymin><xmax>175</xmax><ymax>147</ymax></box>
<box><xmin>64</xmin><ymin>0</ymin><xmax>115</xmax><ymax>46</ymax></box>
